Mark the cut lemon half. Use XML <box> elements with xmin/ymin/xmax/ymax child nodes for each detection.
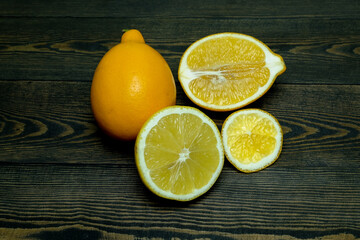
<box><xmin>135</xmin><ymin>106</ymin><xmax>224</xmax><ymax>201</ymax></box>
<box><xmin>178</xmin><ymin>32</ymin><xmax>286</xmax><ymax>111</ymax></box>
<box><xmin>222</xmin><ymin>109</ymin><xmax>283</xmax><ymax>173</ymax></box>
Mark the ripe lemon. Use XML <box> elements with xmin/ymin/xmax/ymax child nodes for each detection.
<box><xmin>222</xmin><ymin>109</ymin><xmax>283</xmax><ymax>173</ymax></box>
<box><xmin>91</xmin><ymin>29</ymin><xmax>176</xmax><ymax>140</ymax></box>
<box><xmin>135</xmin><ymin>106</ymin><xmax>224</xmax><ymax>201</ymax></box>
<box><xmin>178</xmin><ymin>32</ymin><xmax>286</xmax><ymax>111</ymax></box>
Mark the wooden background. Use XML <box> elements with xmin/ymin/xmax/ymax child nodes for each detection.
<box><xmin>0</xmin><ymin>0</ymin><xmax>359</xmax><ymax>239</ymax></box>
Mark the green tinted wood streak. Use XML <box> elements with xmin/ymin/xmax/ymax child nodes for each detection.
<box><xmin>0</xmin><ymin>226</ymin><xmax>358</xmax><ymax>240</ymax></box>
<box><xmin>0</xmin><ymin>17</ymin><xmax>359</xmax><ymax>83</ymax></box>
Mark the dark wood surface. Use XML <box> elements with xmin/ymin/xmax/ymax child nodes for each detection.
<box><xmin>0</xmin><ymin>1</ymin><xmax>359</xmax><ymax>239</ymax></box>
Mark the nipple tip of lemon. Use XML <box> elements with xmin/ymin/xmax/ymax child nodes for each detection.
<box><xmin>121</xmin><ymin>29</ymin><xmax>145</xmax><ymax>43</ymax></box>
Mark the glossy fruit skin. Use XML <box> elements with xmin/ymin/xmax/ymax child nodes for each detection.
<box><xmin>91</xmin><ymin>30</ymin><xmax>176</xmax><ymax>140</ymax></box>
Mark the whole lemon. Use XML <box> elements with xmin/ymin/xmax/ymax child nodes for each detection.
<box><xmin>91</xmin><ymin>29</ymin><xmax>176</xmax><ymax>140</ymax></box>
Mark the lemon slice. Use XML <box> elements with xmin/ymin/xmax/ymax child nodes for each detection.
<box><xmin>222</xmin><ymin>109</ymin><xmax>283</xmax><ymax>173</ymax></box>
<box><xmin>178</xmin><ymin>32</ymin><xmax>286</xmax><ymax>111</ymax></box>
<box><xmin>135</xmin><ymin>106</ymin><xmax>224</xmax><ymax>201</ymax></box>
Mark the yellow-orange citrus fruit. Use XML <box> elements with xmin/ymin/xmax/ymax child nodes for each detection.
<box><xmin>135</xmin><ymin>106</ymin><xmax>224</xmax><ymax>201</ymax></box>
<box><xmin>91</xmin><ymin>29</ymin><xmax>176</xmax><ymax>140</ymax></box>
<box><xmin>222</xmin><ymin>109</ymin><xmax>283</xmax><ymax>173</ymax></box>
<box><xmin>178</xmin><ymin>32</ymin><xmax>286</xmax><ymax>111</ymax></box>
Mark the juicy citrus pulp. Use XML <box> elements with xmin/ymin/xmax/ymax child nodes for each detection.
<box><xmin>135</xmin><ymin>106</ymin><xmax>224</xmax><ymax>201</ymax></box>
<box><xmin>178</xmin><ymin>32</ymin><xmax>286</xmax><ymax>111</ymax></box>
<box><xmin>222</xmin><ymin>109</ymin><xmax>283</xmax><ymax>173</ymax></box>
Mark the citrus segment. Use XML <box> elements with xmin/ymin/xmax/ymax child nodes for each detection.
<box><xmin>135</xmin><ymin>106</ymin><xmax>224</xmax><ymax>201</ymax></box>
<box><xmin>222</xmin><ymin>109</ymin><xmax>283</xmax><ymax>172</ymax></box>
<box><xmin>179</xmin><ymin>33</ymin><xmax>286</xmax><ymax>111</ymax></box>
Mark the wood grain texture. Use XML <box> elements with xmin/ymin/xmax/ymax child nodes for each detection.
<box><xmin>0</xmin><ymin>0</ymin><xmax>359</xmax><ymax>18</ymax></box>
<box><xmin>0</xmin><ymin>17</ymin><xmax>359</xmax><ymax>83</ymax></box>
<box><xmin>0</xmin><ymin>164</ymin><xmax>359</xmax><ymax>239</ymax></box>
<box><xmin>0</xmin><ymin>81</ymin><xmax>359</xmax><ymax>165</ymax></box>
<box><xmin>0</xmin><ymin>0</ymin><xmax>359</xmax><ymax>239</ymax></box>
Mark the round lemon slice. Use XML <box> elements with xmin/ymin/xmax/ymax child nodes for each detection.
<box><xmin>135</xmin><ymin>106</ymin><xmax>224</xmax><ymax>201</ymax></box>
<box><xmin>222</xmin><ymin>109</ymin><xmax>283</xmax><ymax>173</ymax></box>
<box><xmin>178</xmin><ymin>32</ymin><xmax>286</xmax><ymax>111</ymax></box>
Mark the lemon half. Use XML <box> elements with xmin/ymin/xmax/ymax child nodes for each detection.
<box><xmin>178</xmin><ymin>32</ymin><xmax>286</xmax><ymax>111</ymax></box>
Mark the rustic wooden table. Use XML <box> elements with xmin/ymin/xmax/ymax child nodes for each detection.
<box><xmin>0</xmin><ymin>0</ymin><xmax>359</xmax><ymax>239</ymax></box>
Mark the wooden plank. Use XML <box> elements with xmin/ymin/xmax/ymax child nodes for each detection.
<box><xmin>0</xmin><ymin>0</ymin><xmax>359</xmax><ymax>18</ymax></box>
<box><xmin>0</xmin><ymin>1</ymin><xmax>358</xmax><ymax>239</ymax></box>
<box><xmin>0</xmin><ymin>81</ymin><xmax>359</xmax><ymax>165</ymax></box>
<box><xmin>0</xmin><ymin>163</ymin><xmax>359</xmax><ymax>239</ymax></box>
<box><xmin>0</xmin><ymin>17</ymin><xmax>359</xmax><ymax>84</ymax></box>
